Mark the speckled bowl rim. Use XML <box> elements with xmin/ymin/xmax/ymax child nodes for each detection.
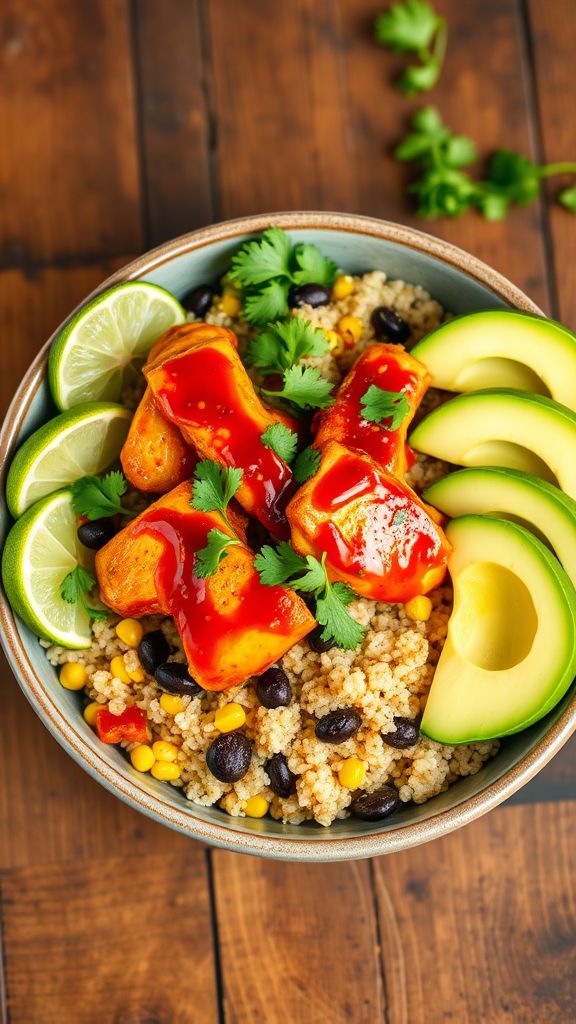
<box><xmin>1</xmin><ymin>211</ymin><xmax>574</xmax><ymax>861</ymax></box>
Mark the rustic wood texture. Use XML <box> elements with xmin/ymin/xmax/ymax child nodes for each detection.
<box><xmin>0</xmin><ymin>1</ymin><xmax>575</xmax><ymax>1021</ymax></box>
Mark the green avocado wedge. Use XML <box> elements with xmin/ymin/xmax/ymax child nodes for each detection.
<box><xmin>421</xmin><ymin>515</ymin><xmax>576</xmax><ymax>744</ymax></box>
<box><xmin>410</xmin><ymin>389</ymin><xmax>576</xmax><ymax>499</ymax></box>
<box><xmin>411</xmin><ymin>311</ymin><xmax>576</xmax><ymax>412</ymax></box>
<box><xmin>424</xmin><ymin>467</ymin><xmax>576</xmax><ymax>589</ymax></box>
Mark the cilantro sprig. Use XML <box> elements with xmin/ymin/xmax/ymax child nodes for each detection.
<box><xmin>71</xmin><ymin>471</ymin><xmax>134</xmax><ymax>521</ymax></box>
<box><xmin>191</xmin><ymin>460</ymin><xmax>243</xmax><ymax>528</ymax></box>
<box><xmin>261</xmin><ymin>423</ymin><xmax>299</xmax><ymax>464</ymax></box>
<box><xmin>60</xmin><ymin>566</ymin><xmax>109</xmax><ymax>621</ymax></box>
<box><xmin>195</xmin><ymin>528</ymin><xmax>242</xmax><ymax>579</ymax></box>
<box><xmin>293</xmin><ymin>446</ymin><xmax>321</xmax><ymax>483</ymax></box>
<box><xmin>230</xmin><ymin>228</ymin><xmax>337</xmax><ymax>324</ymax></box>
<box><xmin>254</xmin><ymin>543</ymin><xmax>365</xmax><ymax>650</ymax></box>
<box><xmin>261</xmin><ymin>364</ymin><xmax>335</xmax><ymax>411</ymax></box>
<box><xmin>246</xmin><ymin>318</ymin><xmax>329</xmax><ymax>376</ymax></box>
<box><xmin>375</xmin><ymin>0</ymin><xmax>447</xmax><ymax>96</ymax></box>
<box><xmin>360</xmin><ymin>386</ymin><xmax>410</xmax><ymax>428</ymax></box>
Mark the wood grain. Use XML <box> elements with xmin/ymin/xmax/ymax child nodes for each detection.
<box><xmin>373</xmin><ymin>801</ymin><xmax>576</xmax><ymax>1023</ymax></box>
<box><xmin>212</xmin><ymin>853</ymin><xmax>383</xmax><ymax>1023</ymax></box>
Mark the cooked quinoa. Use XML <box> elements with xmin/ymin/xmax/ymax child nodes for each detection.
<box><xmin>44</xmin><ymin>269</ymin><xmax>499</xmax><ymax>826</ymax></box>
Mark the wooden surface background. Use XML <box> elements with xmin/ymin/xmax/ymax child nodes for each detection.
<box><xmin>0</xmin><ymin>1</ymin><xmax>575</xmax><ymax>1021</ymax></box>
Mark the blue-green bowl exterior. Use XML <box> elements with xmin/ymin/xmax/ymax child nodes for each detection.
<box><xmin>1</xmin><ymin>213</ymin><xmax>574</xmax><ymax>860</ymax></box>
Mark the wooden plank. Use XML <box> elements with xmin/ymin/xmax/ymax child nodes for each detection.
<box><xmin>0</xmin><ymin>0</ymin><xmax>142</xmax><ymax>266</ymax></box>
<box><xmin>0</xmin><ymin>849</ymin><xmax>219</xmax><ymax>1023</ymax></box>
<box><xmin>132</xmin><ymin>0</ymin><xmax>215</xmax><ymax>245</ymax></box>
<box><xmin>527</xmin><ymin>0</ymin><xmax>576</xmax><ymax>328</ymax></box>
<box><xmin>339</xmin><ymin>0</ymin><xmax>550</xmax><ymax>310</ymax></box>
<box><xmin>212</xmin><ymin>854</ymin><xmax>384</xmax><ymax>1024</ymax></box>
<box><xmin>373</xmin><ymin>801</ymin><xmax>576</xmax><ymax>1023</ymax></box>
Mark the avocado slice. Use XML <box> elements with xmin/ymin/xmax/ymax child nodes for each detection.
<box><xmin>424</xmin><ymin>467</ymin><xmax>576</xmax><ymax>588</ymax></box>
<box><xmin>411</xmin><ymin>311</ymin><xmax>576</xmax><ymax>412</ymax></box>
<box><xmin>421</xmin><ymin>515</ymin><xmax>576</xmax><ymax>743</ymax></box>
<box><xmin>410</xmin><ymin>389</ymin><xmax>576</xmax><ymax>499</ymax></box>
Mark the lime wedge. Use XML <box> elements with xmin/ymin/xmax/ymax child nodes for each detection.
<box><xmin>48</xmin><ymin>282</ymin><xmax>185</xmax><ymax>409</ymax></box>
<box><xmin>6</xmin><ymin>403</ymin><xmax>132</xmax><ymax>518</ymax></box>
<box><xmin>2</xmin><ymin>490</ymin><xmax>97</xmax><ymax>647</ymax></box>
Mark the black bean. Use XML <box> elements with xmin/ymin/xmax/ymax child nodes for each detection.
<box><xmin>382</xmin><ymin>716</ymin><xmax>420</xmax><ymax>749</ymax></box>
<box><xmin>256</xmin><ymin>667</ymin><xmax>292</xmax><ymax>708</ymax></box>
<box><xmin>266</xmin><ymin>753</ymin><xmax>297</xmax><ymax>797</ymax></box>
<box><xmin>315</xmin><ymin>708</ymin><xmax>361</xmax><ymax>744</ymax></box>
<box><xmin>181</xmin><ymin>284</ymin><xmax>214</xmax><ymax>318</ymax></box>
<box><xmin>307</xmin><ymin>625</ymin><xmax>335</xmax><ymax>653</ymax></box>
<box><xmin>155</xmin><ymin>661</ymin><xmax>202</xmax><ymax>697</ymax></box>
<box><xmin>207</xmin><ymin>733</ymin><xmax>252</xmax><ymax>783</ymax></box>
<box><xmin>370</xmin><ymin>306</ymin><xmax>411</xmax><ymax>344</ymax></box>
<box><xmin>77</xmin><ymin>518</ymin><xmax>117</xmax><ymax>550</ymax></box>
<box><xmin>138</xmin><ymin>630</ymin><xmax>171</xmax><ymax>675</ymax></box>
<box><xmin>288</xmin><ymin>283</ymin><xmax>330</xmax><ymax>309</ymax></box>
<box><xmin>351</xmin><ymin>785</ymin><xmax>400</xmax><ymax>821</ymax></box>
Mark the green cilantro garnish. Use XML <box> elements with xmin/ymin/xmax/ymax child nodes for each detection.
<box><xmin>230</xmin><ymin>228</ymin><xmax>337</xmax><ymax>325</ymax></box>
<box><xmin>254</xmin><ymin>544</ymin><xmax>365</xmax><ymax>650</ymax></box>
<box><xmin>191</xmin><ymin>460</ymin><xmax>243</xmax><ymax>528</ymax></box>
<box><xmin>60</xmin><ymin>566</ymin><xmax>109</xmax><ymax>621</ymax></box>
<box><xmin>261</xmin><ymin>364</ymin><xmax>335</xmax><ymax>411</ymax></box>
<box><xmin>261</xmin><ymin>423</ymin><xmax>299</xmax><ymax>464</ymax></box>
<box><xmin>195</xmin><ymin>528</ymin><xmax>242</xmax><ymax>579</ymax></box>
<box><xmin>375</xmin><ymin>1</ymin><xmax>447</xmax><ymax>96</ymax></box>
<box><xmin>246</xmin><ymin>318</ymin><xmax>329</xmax><ymax>376</ymax></box>
<box><xmin>360</xmin><ymin>385</ymin><xmax>410</xmax><ymax>428</ymax></box>
<box><xmin>559</xmin><ymin>185</ymin><xmax>576</xmax><ymax>213</ymax></box>
<box><xmin>293</xmin><ymin>446</ymin><xmax>321</xmax><ymax>483</ymax></box>
<box><xmin>71</xmin><ymin>471</ymin><xmax>134</xmax><ymax>521</ymax></box>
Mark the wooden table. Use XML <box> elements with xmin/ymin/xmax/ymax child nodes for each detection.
<box><xmin>0</xmin><ymin>2</ymin><xmax>574</xmax><ymax>1021</ymax></box>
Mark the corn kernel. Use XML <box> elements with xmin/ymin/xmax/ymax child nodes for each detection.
<box><xmin>130</xmin><ymin>744</ymin><xmax>156</xmax><ymax>773</ymax></box>
<box><xmin>405</xmin><ymin>595</ymin><xmax>432</xmax><ymax>622</ymax></box>
<box><xmin>160</xmin><ymin>693</ymin><xmax>185</xmax><ymax>715</ymax></box>
<box><xmin>150</xmin><ymin>760</ymin><xmax>181</xmax><ymax>781</ymax></box>
<box><xmin>126</xmin><ymin>666</ymin><xmax>145</xmax><ymax>683</ymax></box>
<box><xmin>59</xmin><ymin>662</ymin><xmax>87</xmax><ymax>691</ymax></box>
<box><xmin>110</xmin><ymin>655</ymin><xmax>132</xmax><ymax>684</ymax></box>
<box><xmin>152</xmin><ymin>740</ymin><xmax>179</xmax><ymax>763</ymax></box>
<box><xmin>332</xmin><ymin>275</ymin><xmax>355</xmax><ymax>300</ymax></box>
<box><xmin>338</xmin><ymin>757</ymin><xmax>366</xmax><ymax>790</ymax></box>
<box><xmin>220</xmin><ymin>291</ymin><xmax>242</xmax><ymax>318</ymax></box>
<box><xmin>244</xmin><ymin>794</ymin><xmax>270</xmax><ymax>818</ymax></box>
<box><xmin>338</xmin><ymin>315</ymin><xmax>363</xmax><ymax>346</ymax></box>
<box><xmin>325</xmin><ymin>329</ymin><xmax>344</xmax><ymax>354</ymax></box>
<box><xmin>214</xmin><ymin>702</ymin><xmax>246</xmax><ymax>733</ymax></box>
<box><xmin>83</xmin><ymin>702</ymin><xmax>101</xmax><ymax>726</ymax></box>
<box><xmin>115</xmin><ymin>618</ymin><xmax>144</xmax><ymax>648</ymax></box>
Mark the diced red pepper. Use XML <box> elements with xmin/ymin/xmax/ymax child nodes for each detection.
<box><xmin>95</xmin><ymin>705</ymin><xmax>148</xmax><ymax>744</ymax></box>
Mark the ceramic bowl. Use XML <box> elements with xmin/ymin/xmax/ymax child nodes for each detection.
<box><xmin>1</xmin><ymin>212</ymin><xmax>574</xmax><ymax>861</ymax></box>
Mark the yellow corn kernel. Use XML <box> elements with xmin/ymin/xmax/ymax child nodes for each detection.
<box><xmin>110</xmin><ymin>655</ymin><xmax>132</xmax><ymax>684</ymax></box>
<box><xmin>160</xmin><ymin>693</ymin><xmax>185</xmax><ymax>715</ymax></box>
<box><xmin>244</xmin><ymin>794</ymin><xmax>270</xmax><ymax>818</ymax></box>
<box><xmin>152</xmin><ymin>740</ymin><xmax>179</xmax><ymax>763</ymax></box>
<box><xmin>220</xmin><ymin>291</ymin><xmax>242</xmax><ymax>318</ymax></box>
<box><xmin>115</xmin><ymin>618</ymin><xmax>144</xmax><ymax>648</ymax></box>
<box><xmin>325</xmin><ymin>329</ymin><xmax>344</xmax><ymax>354</ymax></box>
<box><xmin>150</xmin><ymin>760</ymin><xmax>181</xmax><ymax>781</ymax></box>
<box><xmin>332</xmin><ymin>275</ymin><xmax>355</xmax><ymax>300</ymax></box>
<box><xmin>130</xmin><ymin>744</ymin><xmax>156</xmax><ymax>773</ymax></box>
<box><xmin>338</xmin><ymin>315</ymin><xmax>363</xmax><ymax>346</ymax></box>
<box><xmin>214</xmin><ymin>702</ymin><xmax>246</xmax><ymax>733</ymax></box>
<box><xmin>405</xmin><ymin>595</ymin><xmax>432</xmax><ymax>622</ymax></box>
<box><xmin>126</xmin><ymin>666</ymin><xmax>145</xmax><ymax>683</ymax></box>
<box><xmin>338</xmin><ymin>757</ymin><xmax>366</xmax><ymax>790</ymax></box>
<box><xmin>59</xmin><ymin>662</ymin><xmax>87</xmax><ymax>691</ymax></box>
<box><xmin>83</xmin><ymin>702</ymin><xmax>101</xmax><ymax>727</ymax></box>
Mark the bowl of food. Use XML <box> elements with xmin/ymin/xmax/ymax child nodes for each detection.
<box><xmin>1</xmin><ymin>211</ymin><xmax>575</xmax><ymax>861</ymax></box>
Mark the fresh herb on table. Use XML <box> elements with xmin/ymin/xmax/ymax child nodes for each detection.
<box><xmin>261</xmin><ymin>364</ymin><xmax>335</xmax><ymax>411</ymax></box>
<box><xmin>360</xmin><ymin>385</ymin><xmax>410</xmax><ymax>427</ymax></box>
<box><xmin>246</xmin><ymin>318</ymin><xmax>329</xmax><ymax>375</ymax></box>
<box><xmin>261</xmin><ymin>423</ymin><xmax>299</xmax><ymax>464</ymax></box>
<box><xmin>230</xmin><ymin>228</ymin><xmax>337</xmax><ymax>324</ymax></box>
<box><xmin>71</xmin><ymin>471</ymin><xmax>134</xmax><ymax>521</ymax></box>
<box><xmin>191</xmin><ymin>461</ymin><xmax>245</xmax><ymax>578</ymax></box>
<box><xmin>293</xmin><ymin>446</ymin><xmax>321</xmax><ymax>483</ymax></box>
<box><xmin>375</xmin><ymin>0</ymin><xmax>447</xmax><ymax>96</ymax></box>
<box><xmin>60</xmin><ymin>565</ymin><xmax>109</xmax><ymax>621</ymax></box>
<box><xmin>255</xmin><ymin>542</ymin><xmax>366</xmax><ymax>650</ymax></box>
<box><xmin>195</xmin><ymin>528</ymin><xmax>242</xmax><ymax>578</ymax></box>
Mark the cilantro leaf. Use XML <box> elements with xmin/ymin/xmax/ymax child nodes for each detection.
<box><xmin>191</xmin><ymin>460</ymin><xmax>243</xmax><ymax>527</ymax></box>
<box><xmin>293</xmin><ymin>446</ymin><xmax>321</xmax><ymax>483</ymax></box>
<box><xmin>195</xmin><ymin>528</ymin><xmax>242</xmax><ymax>579</ymax></box>
<box><xmin>291</xmin><ymin>243</ymin><xmax>337</xmax><ymax>287</ymax></box>
<box><xmin>262</xmin><ymin>364</ymin><xmax>335</xmax><ymax>410</ymax></box>
<box><xmin>254</xmin><ymin>541</ymin><xmax>309</xmax><ymax>587</ymax></box>
<box><xmin>483</xmin><ymin>150</ymin><xmax>540</xmax><ymax>206</ymax></box>
<box><xmin>60</xmin><ymin>565</ymin><xmax>109</xmax><ymax>621</ymax></box>
<box><xmin>261</xmin><ymin>423</ymin><xmax>299</xmax><ymax>464</ymax></box>
<box><xmin>375</xmin><ymin>0</ymin><xmax>440</xmax><ymax>52</ymax></box>
<box><xmin>243</xmin><ymin>280</ymin><xmax>291</xmax><ymax>325</ymax></box>
<box><xmin>315</xmin><ymin>582</ymin><xmax>366</xmax><ymax>650</ymax></box>
<box><xmin>360</xmin><ymin>385</ymin><xmax>411</xmax><ymax>428</ymax></box>
<box><xmin>230</xmin><ymin>227</ymin><xmax>292</xmax><ymax>286</ymax></box>
<box><xmin>71</xmin><ymin>471</ymin><xmax>132</xmax><ymax>521</ymax></box>
<box><xmin>246</xmin><ymin>318</ymin><xmax>329</xmax><ymax>375</ymax></box>
<box><xmin>398</xmin><ymin>59</ymin><xmax>440</xmax><ymax>97</ymax></box>
<box><xmin>559</xmin><ymin>185</ymin><xmax>576</xmax><ymax>213</ymax></box>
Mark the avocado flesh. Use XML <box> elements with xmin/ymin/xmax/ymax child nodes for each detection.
<box><xmin>424</xmin><ymin>467</ymin><xmax>576</xmax><ymax>589</ymax></box>
<box><xmin>410</xmin><ymin>389</ymin><xmax>576</xmax><ymax>499</ymax></box>
<box><xmin>421</xmin><ymin>515</ymin><xmax>576</xmax><ymax>744</ymax></box>
<box><xmin>411</xmin><ymin>311</ymin><xmax>576</xmax><ymax>412</ymax></box>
